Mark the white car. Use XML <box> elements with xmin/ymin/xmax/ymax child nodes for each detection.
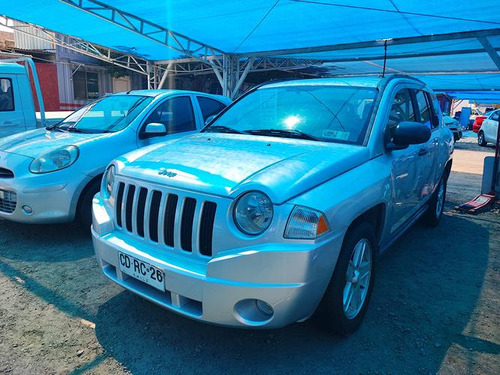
<box><xmin>0</xmin><ymin>90</ymin><xmax>230</xmax><ymax>226</ymax></box>
<box><xmin>478</xmin><ymin>109</ymin><xmax>499</xmax><ymax>146</ymax></box>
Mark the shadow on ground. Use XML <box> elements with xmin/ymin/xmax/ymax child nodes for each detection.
<box><xmin>90</xmin><ymin>213</ymin><xmax>492</xmax><ymax>374</ymax></box>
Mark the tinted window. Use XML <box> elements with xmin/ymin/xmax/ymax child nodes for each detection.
<box><xmin>491</xmin><ymin>111</ymin><xmax>499</xmax><ymax>121</ymax></box>
<box><xmin>145</xmin><ymin>96</ymin><xmax>196</xmax><ymax>134</ymax></box>
<box><xmin>387</xmin><ymin>89</ymin><xmax>415</xmax><ymax>139</ymax></box>
<box><xmin>414</xmin><ymin>90</ymin><xmax>434</xmax><ymax>129</ymax></box>
<box><xmin>197</xmin><ymin>96</ymin><xmax>226</xmax><ymax>121</ymax></box>
<box><xmin>0</xmin><ymin>78</ymin><xmax>14</xmax><ymax>111</ymax></box>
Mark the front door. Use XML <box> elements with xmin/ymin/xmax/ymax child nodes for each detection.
<box><xmin>386</xmin><ymin>88</ymin><xmax>427</xmax><ymax>234</ymax></box>
<box><xmin>0</xmin><ymin>76</ymin><xmax>25</xmax><ymax>138</ymax></box>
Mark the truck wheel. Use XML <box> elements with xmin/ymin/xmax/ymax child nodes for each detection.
<box><xmin>316</xmin><ymin>222</ymin><xmax>376</xmax><ymax>335</ymax></box>
<box><xmin>478</xmin><ymin>131</ymin><xmax>487</xmax><ymax>146</ymax></box>
<box><xmin>76</xmin><ymin>178</ymin><xmax>101</xmax><ymax>230</ymax></box>
<box><xmin>423</xmin><ymin>176</ymin><xmax>447</xmax><ymax>227</ymax></box>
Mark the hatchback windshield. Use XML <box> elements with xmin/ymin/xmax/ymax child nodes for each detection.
<box><xmin>205</xmin><ymin>85</ymin><xmax>377</xmax><ymax>145</ymax></box>
<box><xmin>51</xmin><ymin>95</ymin><xmax>153</xmax><ymax>134</ymax></box>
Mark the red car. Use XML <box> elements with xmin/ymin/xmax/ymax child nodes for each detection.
<box><xmin>473</xmin><ymin>115</ymin><xmax>487</xmax><ymax>133</ymax></box>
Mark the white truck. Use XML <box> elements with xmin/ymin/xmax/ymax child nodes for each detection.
<box><xmin>0</xmin><ymin>58</ymin><xmax>55</xmax><ymax>138</ymax></box>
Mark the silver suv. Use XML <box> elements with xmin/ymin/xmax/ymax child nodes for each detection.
<box><xmin>92</xmin><ymin>75</ymin><xmax>453</xmax><ymax>335</ymax></box>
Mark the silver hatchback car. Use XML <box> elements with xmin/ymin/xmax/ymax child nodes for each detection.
<box><xmin>92</xmin><ymin>75</ymin><xmax>453</xmax><ymax>334</ymax></box>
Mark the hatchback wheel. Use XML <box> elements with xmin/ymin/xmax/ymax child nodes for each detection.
<box><xmin>478</xmin><ymin>131</ymin><xmax>487</xmax><ymax>147</ymax></box>
<box><xmin>316</xmin><ymin>222</ymin><xmax>376</xmax><ymax>335</ymax></box>
<box><xmin>423</xmin><ymin>176</ymin><xmax>447</xmax><ymax>227</ymax></box>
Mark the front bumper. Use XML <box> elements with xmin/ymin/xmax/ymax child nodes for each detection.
<box><xmin>0</xmin><ymin>152</ymin><xmax>88</xmax><ymax>223</ymax></box>
<box><xmin>92</xmin><ymin>194</ymin><xmax>344</xmax><ymax>328</ymax></box>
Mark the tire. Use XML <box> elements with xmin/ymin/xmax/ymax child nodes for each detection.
<box><xmin>423</xmin><ymin>176</ymin><xmax>447</xmax><ymax>227</ymax></box>
<box><xmin>478</xmin><ymin>131</ymin><xmax>487</xmax><ymax>147</ymax></box>
<box><xmin>76</xmin><ymin>178</ymin><xmax>101</xmax><ymax>229</ymax></box>
<box><xmin>316</xmin><ymin>222</ymin><xmax>376</xmax><ymax>335</ymax></box>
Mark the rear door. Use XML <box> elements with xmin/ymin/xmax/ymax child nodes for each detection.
<box><xmin>411</xmin><ymin>89</ymin><xmax>440</xmax><ymax>202</ymax></box>
<box><xmin>0</xmin><ymin>76</ymin><xmax>25</xmax><ymax>137</ymax></box>
<box><xmin>194</xmin><ymin>96</ymin><xmax>228</xmax><ymax>125</ymax></box>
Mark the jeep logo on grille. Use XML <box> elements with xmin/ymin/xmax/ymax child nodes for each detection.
<box><xmin>158</xmin><ymin>169</ymin><xmax>177</xmax><ymax>178</ymax></box>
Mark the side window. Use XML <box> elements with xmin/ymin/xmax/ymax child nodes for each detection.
<box><xmin>144</xmin><ymin>96</ymin><xmax>196</xmax><ymax>134</ymax></box>
<box><xmin>197</xmin><ymin>96</ymin><xmax>227</xmax><ymax>121</ymax></box>
<box><xmin>387</xmin><ymin>89</ymin><xmax>415</xmax><ymax>139</ymax></box>
<box><xmin>0</xmin><ymin>78</ymin><xmax>14</xmax><ymax>111</ymax></box>
<box><xmin>491</xmin><ymin>112</ymin><xmax>499</xmax><ymax>121</ymax></box>
<box><xmin>414</xmin><ymin>90</ymin><xmax>435</xmax><ymax>129</ymax></box>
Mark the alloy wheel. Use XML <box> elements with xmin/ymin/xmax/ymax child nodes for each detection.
<box><xmin>343</xmin><ymin>238</ymin><xmax>372</xmax><ymax>320</ymax></box>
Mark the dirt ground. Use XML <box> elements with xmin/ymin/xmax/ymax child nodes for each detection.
<box><xmin>0</xmin><ymin>133</ymin><xmax>499</xmax><ymax>375</ymax></box>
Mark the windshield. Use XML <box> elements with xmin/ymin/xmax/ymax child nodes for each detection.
<box><xmin>51</xmin><ymin>95</ymin><xmax>153</xmax><ymax>133</ymax></box>
<box><xmin>204</xmin><ymin>85</ymin><xmax>377</xmax><ymax>145</ymax></box>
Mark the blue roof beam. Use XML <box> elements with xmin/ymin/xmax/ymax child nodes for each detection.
<box><xmin>478</xmin><ymin>37</ymin><xmax>500</xmax><ymax>70</ymax></box>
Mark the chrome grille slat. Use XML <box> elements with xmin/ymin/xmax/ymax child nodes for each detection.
<box><xmin>113</xmin><ymin>181</ymin><xmax>216</xmax><ymax>257</ymax></box>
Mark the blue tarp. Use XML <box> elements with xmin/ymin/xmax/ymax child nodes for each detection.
<box><xmin>2</xmin><ymin>1</ymin><xmax>500</xmax><ymax>90</ymax></box>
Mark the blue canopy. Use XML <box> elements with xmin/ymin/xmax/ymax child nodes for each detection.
<box><xmin>2</xmin><ymin>0</ymin><xmax>500</xmax><ymax>91</ymax></box>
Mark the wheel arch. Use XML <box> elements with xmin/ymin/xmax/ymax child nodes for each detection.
<box><xmin>74</xmin><ymin>173</ymin><xmax>103</xmax><ymax>217</ymax></box>
<box><xmin>346</xmin><ymin>203</ymin><xmax>386</xmax><ymax>250</ymax></box>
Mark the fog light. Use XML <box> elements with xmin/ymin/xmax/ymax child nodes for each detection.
<box><xmin>22</xmin><ymin>205</ymin><xmax>33</xmax><ymax>215</ymax></box>
<box><xmin>255</xmin><ymin>299</ymin><xmax>274</xmax><ymax>316</ymax></box>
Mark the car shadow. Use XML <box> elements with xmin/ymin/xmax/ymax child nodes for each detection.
<box><xmin>90</xmin><ymin>213</ymin><xmax>495</xmax><ymax>374</ymax></box>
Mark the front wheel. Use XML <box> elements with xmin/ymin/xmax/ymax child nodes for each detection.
<box><xmin>316</xmin><ymin>222</ymin><xmax>376</xmax><ymax>335</ymax></box>
<box><xmin>478</xmin><ymin>131</ymin><xmax>487</xmax><ymax>147</ymax></box>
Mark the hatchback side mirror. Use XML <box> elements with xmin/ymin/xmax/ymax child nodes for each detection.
<box><xmin>389</xmin><ymin>121</ymin><xmax>431</xmax><ymax>149</ymax></box>
<box><xmin>141</xmin><ymin>122</ymin><xmax>167</xmax><ymax>139</ymax></box>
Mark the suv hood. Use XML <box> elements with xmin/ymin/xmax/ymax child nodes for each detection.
<box><xmin>0</xmin><ymin>128</ymin><xmax>106</xmax><ymax>158</ymax></box>
<box><xmin>118</xmin><ymin>133</ymin><xmax>370</xmax><ymax>204</ymax></box>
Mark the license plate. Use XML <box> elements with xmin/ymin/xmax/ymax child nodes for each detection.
<box><xmin>118</xmin><ymin>252</ymin><xmax>165</xmax><ymax>291</ymax></box>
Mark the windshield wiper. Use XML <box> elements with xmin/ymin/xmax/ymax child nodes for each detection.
<box><xmin>204</xmin><ymin>125</ymin><xmax>245</xmax><ymax>134</ymax></box>
<box><xmin>246</xmin><ymin>129</ymin><xmax>318</xmax><ymax>141</ymax></box>
<box><xmin>67</xmin><ymin>127</ymin><xmax>94</xmax><ymax>134</ymax></box>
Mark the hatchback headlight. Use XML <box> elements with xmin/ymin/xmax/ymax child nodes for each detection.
<box><xmin>284</xmin><ymin>206</ymin><xmax>329</xmax><ymax>239</ymax></box>
<box><xmin>29</xmin><ymin>145</ymin><xmax>79</xmax><ymax>174</ymax></box>
<box><xmin>102</xmin><ymin>165</ymin><xmax>116</xmax><ymax>199</ymax></box>
<box><xmin>234</xmin><ymin>191</ymin><xmax>273</xmax><ymax>235</ymax></box>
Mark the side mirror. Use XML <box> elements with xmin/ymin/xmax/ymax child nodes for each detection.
<box><xmin>205</xmin><ymin>115</ymin><xmax>216</xmax><ymax>126</ymax></box>
<box><xmin>389</xmin><ymin>121</ymin><xmax>431</xmax><ymax>148</ymax></box>
<box><xmin>141</xmin><ymin>122</ymin><xmax>167</xmax><ymax>139</ymax></box>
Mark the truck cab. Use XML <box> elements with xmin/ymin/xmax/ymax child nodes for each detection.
<box><xmin>0</xmin><ymin>61</ymin><xmax>38</xmax><ymax>138</ymax></box>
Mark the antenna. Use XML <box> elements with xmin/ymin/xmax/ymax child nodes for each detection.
<box><xmin>382</xmin><ymin>40</ymin><xmax>388</xmax><ymax>78</ymax></box>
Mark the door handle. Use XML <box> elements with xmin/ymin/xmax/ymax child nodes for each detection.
<box><xmin>418</xmin><ymin>148</ymin><xmax>428</xmax><ymax>156</ymax></box>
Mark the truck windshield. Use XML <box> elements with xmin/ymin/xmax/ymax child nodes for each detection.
<box><xmin>205</xmin><ymin>85</ymin><xmax>378</xmax><ymax>145</ymax></box>
<box><xmin>50</xmin><ymin>95</ymin><xmax>153</xmax><ymax>134</ymax></box>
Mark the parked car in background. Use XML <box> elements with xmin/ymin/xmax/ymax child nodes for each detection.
<box><xmin>478</xmin><ymin>109</ymin><xmax>499</xmax><ymax>147</ymax></box>
<box><xmin>472</xmin><ymin>115</ymin><xmax>487</xmax><ymax>133</ymax></box>
<box><xmin>92</xmin><ymin>75</ymin><xmax>453</xmax><ymax>335</ymax></box>
<box><xmin>443</xmin><ymin>115</ymin><xmax>462</xmax><ymax>141</ymax></box>
<box><xmin>0</xmin><ymin>90</ymin><xmax>230</xmax><ymax>226</ymax></box>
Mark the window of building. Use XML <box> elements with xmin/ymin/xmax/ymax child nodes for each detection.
<box><xmin>197</xmin><ymin>96</ymin><xmax>227</xmax><ymax>121</ymax></box>
<box><xmin>144</xmin><ymin>96</ymin><xmax>196</xmax><ymax>134</ymax></box>
<box><xmin>73</xmin><ymin>70</ymin><xmax>100</xmax><ymax>100</ymax></box>
<box><xmin>0</xmin><ymin>78</ymin><xmax>14</xmax><ymax>111</ymax></box>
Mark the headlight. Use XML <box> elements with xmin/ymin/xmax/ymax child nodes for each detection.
<box><xmin>284</xmin><ymin>206</ymin><xmax>329</xmax><ymax>239</ymax></box>
<box><xmin>29</xmin><ymin>145</ymin><xmax>79</xmax><ymax>174</ymax></box>
<box><xmin>103</xmin><ymin>165</ymin><xmax>116</xmax><ymax>198</ymax></box>
<box><xmin>234</xmin><ymin>191</ymin><xmax>273</xmax><ymax>235</ymax></box>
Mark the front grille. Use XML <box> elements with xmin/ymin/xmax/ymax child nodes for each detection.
<box><xmin>0</xmin><ymin>167</ymin><xmax>14</xmax><ymax>178</ymax></box>
<box><xmin>0</xmin><ymin>189</ymin><xmax>17</xmax><ymax>213</ymax></box>
<box><xmin>115</xmin><ymin>182</ymin><xmax>217</xmax><ymax>257</ymax></box>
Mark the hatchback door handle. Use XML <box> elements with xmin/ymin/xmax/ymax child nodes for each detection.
<box><xmin>418</xmin><ymin>148</ymin><xmax>428</xmax><ymax>156</ymax></box>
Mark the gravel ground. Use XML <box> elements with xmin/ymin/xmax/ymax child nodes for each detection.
<box><xmin>0</xmin><ymin>134</ymin><xmax>499</xmax><ymax>375</ymax></box>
